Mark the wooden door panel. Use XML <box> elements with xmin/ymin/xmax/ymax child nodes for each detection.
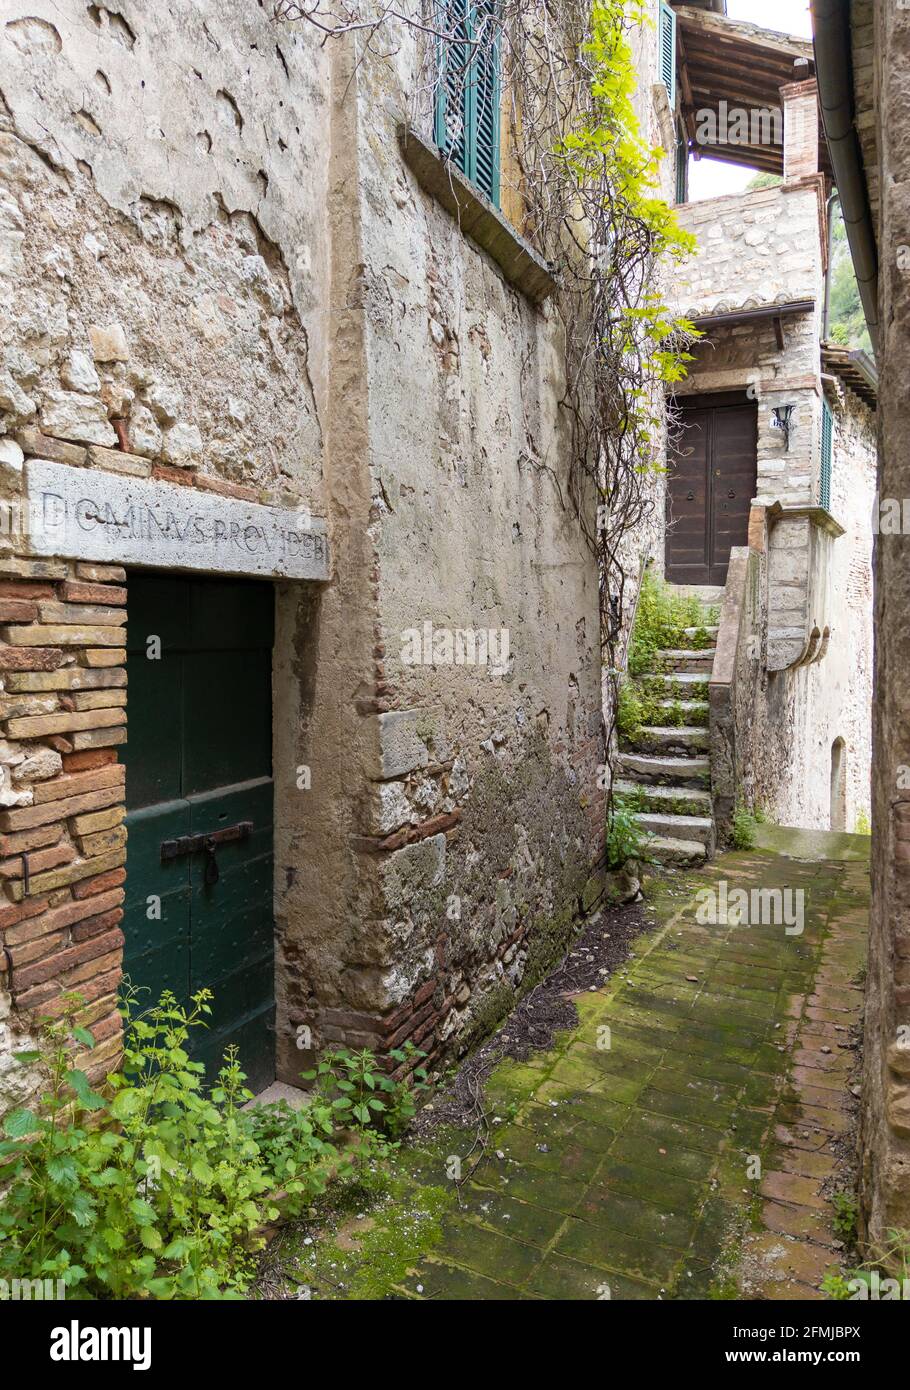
<box><xmin>124</xmin><ymin>573</ymin><xmax>276</xmax><ymax>1092</ymax></box>
<box><xmin>666</xmin><ymin>408</ymin><xmax>710</xmax><ymax>583</ymax></box>
<box><xmin>667</xmin><ymin>397</ymin><xmax>757</xmax><ymax>586</ymax></box>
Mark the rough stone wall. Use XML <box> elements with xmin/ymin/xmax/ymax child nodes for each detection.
<box><xmin>709</xmin><ymin>542</ymin><xmax>763</xmax><ymax>841</ymax></box>
<box><xmin>851</xmin><ymin>0</ymin><xmax>879</xmax><ymax>231</ymax></box>
<box><xmin>674</xmin><ymin>182</ymin><xmax>825</xmax><ymax>319</ymax></box>
<box><xmin>316</xmin><ymin>35</ymin><xmax>606</xmax><ymax>1070</ymax></box>
<box><xmin>716</xmin><ymin>391</ymin><xmax>875</xmax><ymax>836</ymax></box>
<box><xmin>796</xmin><ymin>384</ymin><xmax>876</xmax><ymax>832</ymax></box>
<box><xmin>0</xmin><ymin>3</ymin><xmax>327</xmax><ymax>502</ymax></box>
<box><xmin>860</xmin><ymin>0</ymin><xmax>910</xmax><ymax>1254</ymax></box>
<box><xmin>671</xmin><ymin>180</ymin><xmax>875</xmax><ymax>834</ymax></box>
<box><xmin>674</xmin><ymin>182</ymin><xmax>826</xmax><ymax>510</ymax></box>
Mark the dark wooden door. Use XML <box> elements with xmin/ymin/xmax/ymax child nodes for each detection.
<box><xmin>123</xmin><ymin>573</ymin><xmax>276</xmax><ymax>1092</ymax></box>
<box><xmin>666</xmin><ymin>394</ymin><xmax>757</xmax><ymax>586</ymax></box>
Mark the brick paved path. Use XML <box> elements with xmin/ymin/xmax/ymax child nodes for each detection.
<box><xmin>285</xmin><ymin>830</ymin><xmax>869</xmax><ymax>1300</ymax></box>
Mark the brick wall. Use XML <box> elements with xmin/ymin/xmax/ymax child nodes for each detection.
<box><xmin>0</xmin><ymin>538</ymin><xmax>127</xmax><ymax>1092</ymax></box>
<box><xmin>782</xmin><ymin>80</ymin><xmax>820</xmax><ymax>182</ymax></box>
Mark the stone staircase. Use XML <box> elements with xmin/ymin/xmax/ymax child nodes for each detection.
<box><xmin>617</xmin><ymin>625</ymin><xmax>718</xmax><ymax>868</ymax></box>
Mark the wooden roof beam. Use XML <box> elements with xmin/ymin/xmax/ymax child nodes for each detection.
<box><xmin>675</xmin><ymin>24</ymin><xmax>701</xmax><ymax>160</ymax></box>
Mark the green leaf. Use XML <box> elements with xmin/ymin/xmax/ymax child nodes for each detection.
<box><xmin>71</xmin><ymin>1027</ymin><xmax>96</xmax><ymax>1049</ymax></box>
<box><xmin>3</xmin><ymin>1108</ymin><xmax>39</xmax><ymax>1139</ymax></box>
<box><xmin>68</xmin><ymin>1193</ymin><xmax>96</xmax><ymax>1227</ymax></box>
<box><xmin>146</xmin><ymin>1276</ymin><xmax>177</xmax><ymax>1298</ymax></box>
<box><xmin>162</xmin><ymin>1237</ymin><xmax>191</xmax><ymax>1260</ymax></box>
<box><xmin>110</xmin><ymin>1088</ymin><xmax>142</xmax><ymax>1119</ymax></box>
<box><xmin>66</xmin><ymin>1069</ymin><xmax>105</xmax><ymax>1110</ymax></box>
<box><xmin>129</xmin><ymin>1197</ymin><xmax>156</xmax><ymax>1227</ymax></box>
<box><xmin>47</xmin><ymin>1156</ymin><xmax>78</xmax><ymax>1186</ymax></box>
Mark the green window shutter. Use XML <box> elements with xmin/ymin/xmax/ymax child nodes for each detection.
<box><xmin>820</xmin><ymin>399</ymin><xmax>833</xmax><ymax>511</ymax></box>
<box><xmin>435</xmin><ymin>2</ymin><xmax>470</xmax><ymax>173</ymax></box>
<box><xmin>470</xmin><ymin>5</ymin><xmax>500</xmax><ymax>205</ymax></box>
<box><xmin>434</xmin><ymin>2</ymin><xmax>500</xmax><ymax>208</ymax></box>
<box><xmin>659</xmin><ymin>1</ymin><xmax>677</xmax><ymax>108</ymax></box>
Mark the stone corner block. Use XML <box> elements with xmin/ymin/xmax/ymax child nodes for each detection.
<box><xmin>380</xmin><ymin>833</ymin><xmax>446</xmax><ymax>909</ymax></box>
<box><xmin>368</xmin><ymin>709</ymin><xmax>436</xmax><ymax>780</ymax></box>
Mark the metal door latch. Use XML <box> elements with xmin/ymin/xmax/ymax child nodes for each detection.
<box><xmin>160</xmin><ymin>820</ymin><xmax>253</xmax><ymax>886</ymax></box>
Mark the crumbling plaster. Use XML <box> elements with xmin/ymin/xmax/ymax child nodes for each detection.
<box><xmin>330</xmin><ymin>36</ymin><xmax>606</xmax><ymax>1054</ymax></box>
<box><xmin>0</xmin><ymin>0</ymin><xmax>327</xmax><ymax>502</ymax></box>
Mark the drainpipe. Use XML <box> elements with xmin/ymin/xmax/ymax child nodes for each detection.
<box><xmin>823</xmin><ymin>189</ymin><xmax>841</xmax><ymax>341</ymax></box>
<box><xmin>811</xmin><ymin>0</ymin><xmax>879</xmax><ymax>357</ymax></box>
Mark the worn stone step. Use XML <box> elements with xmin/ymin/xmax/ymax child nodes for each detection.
<box><xmin>654</xmin><ymin>649</ymin><xmax>716</xmax><ymax>674</ymax></box>
<box><xmin>618</xmin><ymin>751</ymin><xmax>711</xmax><ymax>788</ymax></box>
<box><xmin>626</xmin><ymin>725</ymin><xmax>711</xmax><ymax>754</ymax></box>
<box><xmin>682</xmin><ymin>626</ymin><xmax>719</xmax><ymax>642</ymax></box>
<box><xmin>615</xmin><ymin>779</ymin><xmax>712</xmax><ymax>817</ymax></box>
<box><xmin>644</xmin><ymin>833</ymin><xmax>709</xmax><ymax>868</ymax></box>
<box><xmin>644</xmin><ymin>672</ymin><xmax>711</xmax><ymax>696</ymax></box>
<box><xmin>657</xmin><ymin>698</ymin><xmax>709</xmax><ymax>727</ymax></box>
<box><xmin>635</xmin><ymin>811</ymin><xmax>715</xmax><ymax>852</ymax></box>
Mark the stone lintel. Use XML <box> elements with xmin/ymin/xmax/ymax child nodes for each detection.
<box><xmin>21</xmin><ymin>459</ymin><xmax>330</xmax><ymax>582</ymax></box>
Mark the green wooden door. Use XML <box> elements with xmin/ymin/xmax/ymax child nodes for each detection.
<box><xmin>123</xmin><ymin>573</ymin><xmax>276</xmax><ymax>1092</ymax></box>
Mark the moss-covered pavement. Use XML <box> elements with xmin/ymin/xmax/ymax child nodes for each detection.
<box><xmin>276</xmin><ymin>829</ymin><xmax>870</xmax><ymax>1300</ymax></box>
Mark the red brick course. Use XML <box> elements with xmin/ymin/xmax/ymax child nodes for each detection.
<box><xmin>0</xmin><ymin>561</ymin><xmax>128</xmax><ymax>1035</ymax></box>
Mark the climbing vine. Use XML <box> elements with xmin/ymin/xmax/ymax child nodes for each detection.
<box><xmin>275</xmin><ymin>0</ymin><xmax>699</xmax><ymax>823</ymax></box>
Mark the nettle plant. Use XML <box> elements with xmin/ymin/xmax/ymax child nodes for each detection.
<box><xmin>278</xmin><ymin>0</ymin><xmax>698</xmax><ymax>846</ymax></box>
<box><xmin>0</xmin><ymin>990</ymin><xmax>425</xmax><ymax>1299</ymax></box>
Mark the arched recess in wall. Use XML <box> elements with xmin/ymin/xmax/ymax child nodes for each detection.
<box><xmin>830</xmin><ymin>738</ymin><xmax>847</xmax><ymax>832</ymax></box>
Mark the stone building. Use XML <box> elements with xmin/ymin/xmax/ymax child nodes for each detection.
<box><xmin>811</xmin><ymin>0</ymin><xmax>910</xmax><ymax>1254</ymax></box>
<box><xmin>0</xmin><ymin>0</ymin><xmax>610</xmax><ymax>1105</ymax></box>
<box><xmin>0</xmin><ymin>0</ymin><xmax>879</xmax><ymax>1123</ymax></box>
<box><xmin>616</xmin><ymin>3</ymin><xmax>877</xmax><ymax>864</ymax></box>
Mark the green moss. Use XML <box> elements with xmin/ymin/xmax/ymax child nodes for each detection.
<box><xmin>620</xmin><ymin>575</ymin><xmax>714</xmax><ymax>751</ymax></box>
<box><xmin>706</xmin><ymin>1274</ymin><xmax>740</xmax><ymax>1300</ymax></box>
<box><xmin>281</xmin><ymin>1164</ymin><xmax>453</xmax><ymax>1301</ymax></box>
<box><xmin>632</xmin><ymin>789</ymin><xmax>702</xmax><ymax>817</ymax></box>
<box><xmin>460</xmin><ymin>982</ymin><xmax>516</xmax><ymax>1053</ymax></box>
<box><xmin>731</xmin><ymin>801</ymin><xmax>758</xmax><ymax>850</ymax></box>
<box><xmin>522</xmin><ymin>902</ymin><xmax>579</xmax><ymax>992</ymax></box>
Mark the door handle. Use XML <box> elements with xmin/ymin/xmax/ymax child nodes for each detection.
<box><xmin>728</xmin><ymin>490</ymin><xmax>736</xmax><ymax>499</ymax></box>
<box><xmin>687</xmin><ymin>490</ymin><xmax>695</xmax><ymax>501</ymax></box>
<box><xmin>160</xmin><ymin>821</ymin><xmax>253</xmax><ymax>886</ymax></box>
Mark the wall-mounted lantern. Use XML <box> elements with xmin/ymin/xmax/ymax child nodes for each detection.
<box><xmin>771</xmin><ymin>404</ymin><xmax>796</xmax><ymax>452</ymax></box>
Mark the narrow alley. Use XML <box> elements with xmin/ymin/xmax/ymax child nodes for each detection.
<box><xmin>275</xmin><ymin>832</ymin><xmax>869</xmax><ymax>1300</ymax></box>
